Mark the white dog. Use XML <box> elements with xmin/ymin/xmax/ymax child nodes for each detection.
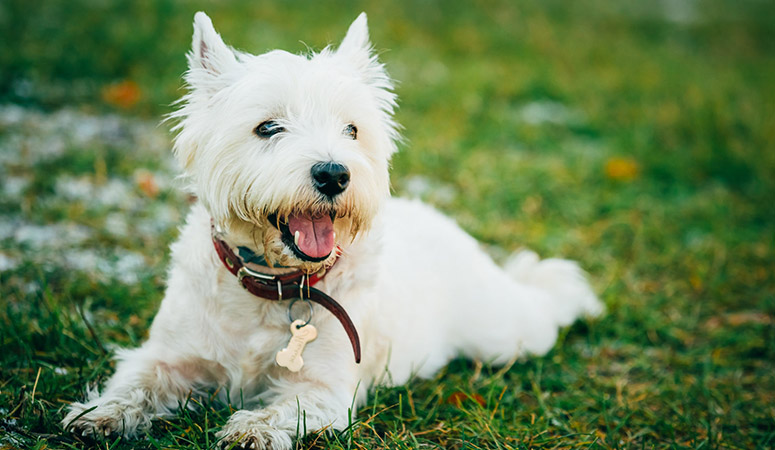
<box><xmin>63</xmin><ymin>12</ymin><xmax>602</xmax><ymax>449</ymax></box>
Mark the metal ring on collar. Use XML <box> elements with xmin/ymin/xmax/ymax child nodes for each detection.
<box><xmin>287</xmin><ymin>298</ymin><xmax>313</xmax><ymax>327</ymax></box>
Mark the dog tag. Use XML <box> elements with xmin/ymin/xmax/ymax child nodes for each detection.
<box><xmin>276</xmin><ymin>320</ymin><xmax>317</xmax><ymax>372</ymax></box>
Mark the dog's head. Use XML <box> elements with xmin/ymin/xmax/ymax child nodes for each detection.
<box><xmin>170</xmin><ymin>12</ymin><xmax>399</xmax><ymax>271</ymax></box>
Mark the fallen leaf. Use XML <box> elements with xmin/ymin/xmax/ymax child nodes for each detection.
<box><xmin>604</xmin><ymin>157</ymin><xmax>639</xmax><ymax>181</ymax></box>
<box><xmin>102</xmin><ymin>80</ymin><xmax>142</xmax><ymax>109</ymax></box>
<box><xmin>135</xmin><ymin>170</ymin><xmax>159</xmax><ymax>198</ymax></box>
<box><xmin>446</xmin><ymin>391</ymin><xmax>485</xmax><ymax>407</ymax></box>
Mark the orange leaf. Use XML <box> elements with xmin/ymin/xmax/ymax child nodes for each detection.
<box><xmin>446</xmin><ymin>391</ymin><xmax>485</xmax><ymax>407</ymax></box>
<box><xmin>102</xmin><ymin>80</ymin><xmax>142</xmax><ymax>109</ymax></box>
<box><xmin>135</xmin><ymin>170</ymin><xmax>159</xmax><ymax>198</ymax></box>
<box><xmin>604</xmin><ymin>157</ymin><xmax>639</xmax><ymax>181</ymax></box>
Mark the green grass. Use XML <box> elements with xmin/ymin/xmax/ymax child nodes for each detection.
<box><xmin>2</xmin><ymin>0</ymin><xmax>774</xmax><ymax>448</ymax></box>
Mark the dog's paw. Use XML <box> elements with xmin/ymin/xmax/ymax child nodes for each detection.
<box><xmin>216</xmin><ymin>410</ymin><xmax>293</xmax><ymax>450</ymax></box>
<box><xmin>62</xmin><ymin>399</ymin><xmax>147</xmax><ymax>439</ymax></box>
<box><xmin>505</xmin><ymin>250</ymin><xmax>604</xmax><ymax>325</ymax></box>
<box><xmin>62</xmin><ymin>402</ymin><xmax>119</xmax><ymax>438</ymax></box>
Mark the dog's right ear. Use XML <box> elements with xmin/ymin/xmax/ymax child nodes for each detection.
<box><xmin>187</xmin><ymin>12</ymin><xmax>238</xmax><ymax>91</ymax></box>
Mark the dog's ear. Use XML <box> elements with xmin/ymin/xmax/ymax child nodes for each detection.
<box><xmin>338</xmin><ymin>13</ymin><xmax>370</xmax><ymax>60</ymax></box>
<box><xmin>336</xmin><ymin>13</ymin><xmax>383</xmax><ymax>76</ymax></box>
<box><xmin>187</xmin><ymin>12</ymin><xmax>238</xmax><ymax>89</ymax></box>
<box><xmin>336</xmin><ymin>12</ymin><xmax>398</xmax><ymax>147</ymax></box>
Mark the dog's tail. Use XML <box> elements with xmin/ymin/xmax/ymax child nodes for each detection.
<box><xmin>503</xmin><ymin>250</ymin><xmax>604</xmax><ymax>326</ymax></box>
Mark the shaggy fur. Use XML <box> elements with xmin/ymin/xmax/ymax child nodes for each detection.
<box><xmin>63</xmin><ymin>12</ymin><xmax>602</xmax><ymax>449</ymax></box>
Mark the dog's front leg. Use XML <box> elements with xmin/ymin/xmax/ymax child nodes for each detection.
<box><xmin>62</xmin><ymin>344</ymin><xmax>216</xmax><ymax>438</ymax></box>
<box><xmin>217</xmin><ymin>378</ymin><xmax>358</xmax><ymax>450</ymax></box>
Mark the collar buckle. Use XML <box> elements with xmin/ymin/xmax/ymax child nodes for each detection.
<box><xmin>237</xmin><ymin>266</ymin><xmax>284</xmax><ymax>301</ymax></box>
<box><xmin>237</xmin><ymin>265</ymin><xmax>278</xmax><ymax>282</ymax></box>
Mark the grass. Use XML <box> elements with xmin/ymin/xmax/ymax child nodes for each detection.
<box><xmin>1</xmin><ymin>0</ymin><xmax>774</xmax><ymax>448</ymax></box>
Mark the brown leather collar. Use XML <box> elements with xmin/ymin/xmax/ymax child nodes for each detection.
<box><xmin>211</xmin><ymin>226</ymin><xmax>361</xmax><ymax>364</ymax></box>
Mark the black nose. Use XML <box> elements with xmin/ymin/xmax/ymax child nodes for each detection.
<box><xmin>311</xmin><ymin>162</ymin><xmax>350</xmax><ymax>198</ymax></box>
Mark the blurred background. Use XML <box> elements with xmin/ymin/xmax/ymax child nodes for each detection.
<box><xmin>1</xmin><ymin>0</ymin><xmax>773</xmax><ymax>448</ymax></box>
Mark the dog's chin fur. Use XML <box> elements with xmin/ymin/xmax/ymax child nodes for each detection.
<box><xmin>63</xmin><ymin>12</ymin><xmax>603</xmax><ymax>450</ymax></box>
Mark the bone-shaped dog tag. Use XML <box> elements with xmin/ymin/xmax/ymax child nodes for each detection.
<box><xmin>275</xmin><ymin>320</ymin><xmax>317</xmax><ymax>372</ymax></box>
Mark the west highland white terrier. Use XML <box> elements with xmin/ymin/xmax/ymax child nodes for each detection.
<box><xmin>63</xmin><ymin>12</ymin><xmax>602</xmax><ymax>449</ymax></box>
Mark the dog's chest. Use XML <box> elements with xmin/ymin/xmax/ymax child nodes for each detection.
<box><xmin>212</xmin><ymin>284</ymin><xmax>324</xmax><ymax>384</ymax></box>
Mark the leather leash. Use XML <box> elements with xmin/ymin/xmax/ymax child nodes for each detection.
<box><xmin>211</xmin><ymin>231</ymin><xmax>361</xmax><ymax>364</ymax></box>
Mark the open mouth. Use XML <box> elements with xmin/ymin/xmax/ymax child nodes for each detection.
<box><xmin>268</xmin><ymin>210</ymin><xmax>336</xmax><ymax>263</ymax></box>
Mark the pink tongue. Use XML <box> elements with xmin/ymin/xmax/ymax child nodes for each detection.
<box><xmin>287</xmin><ymin>213</ymin><xmax>335</xmax><ymax>259</ymax></box>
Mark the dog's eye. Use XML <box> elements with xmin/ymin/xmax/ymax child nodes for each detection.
<box><xmin>255</xmin><ymin>120</ymin><xmax>285</xmax><ymax>138</ymax></box>
<box><xmin>344</xmin><ymin>124</ymin><xmax>357</xmax><ymax>140</ymax></box>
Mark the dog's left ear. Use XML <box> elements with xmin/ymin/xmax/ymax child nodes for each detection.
<box><xmin>338</xmin><ymin>13</ymin><xmax>370</xmax><ymax>61</ymax></box>
<box><xmin>336</xmin><ymin>13</ymin><xmax>387</xmax><ymax>81</ymax></box>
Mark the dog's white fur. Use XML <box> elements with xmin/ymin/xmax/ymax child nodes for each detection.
<box><xmin>63</xmin><ymin>12</ymin><xmax>602</xmax><ymax>449</ymax></box>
